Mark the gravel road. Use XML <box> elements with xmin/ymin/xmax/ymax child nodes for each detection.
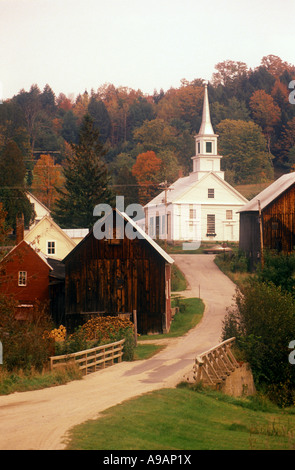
<box><xmin>0</xmin><ymin>254</ymin><xmax>237</xmax><ymax>450</ymax></box>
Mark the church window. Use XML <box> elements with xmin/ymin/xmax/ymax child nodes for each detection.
<box><xmin>189</xmin><ymin>207</ymin><xmax>196</xmax><ymax>219</ymax></box>
<box><xmin>207</xmin><ymin>214</ymin><xmax>215</xmax><ymax>235</ymax></box>
<box><xmin>149</xmin><ymin>217</ymin><xmax>154</xmax><ymax>237</ymax></box>
<box><xmin>198</xmin><ymin>142</ymin><xmax>200</xmax><ymax>154</ymax></box>
<box><xmin>226</xmin><ymin>210</ymin><xmax>233</xmax><ymax>220</ymax></box>
<box><xmin>206</xmin><ymin>142</ymin><xmax>212</xmax><ymax>153</ymax></box>
<box><xmin>162</xmin><ymin>215</ymin><xmax>166</xmax><ymax>234</ymax></box>
<box><xmin>208</xmin><ymin>188</ymin><xmax>215</xmax><ymax>198</ymax></box>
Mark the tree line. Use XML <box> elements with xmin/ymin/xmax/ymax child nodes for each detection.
<box><xmin>0</xmin><ymin>53</ymin><xmax>295</xmax><ymax>231</ymax></box>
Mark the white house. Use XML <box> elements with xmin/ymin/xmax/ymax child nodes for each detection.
<box><xmin>144</xmin><ymin>84</ymin><xmax>248</xmax><ymax>243</ymax></box>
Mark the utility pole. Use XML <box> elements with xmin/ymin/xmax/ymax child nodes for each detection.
<box><xmin>258</xmin><ymin>200</ymin><xmax>264</xmax><ymax>269</ymax></box>
<box><xmin>159</xmin><ymin>180</ymin><xmax>169</xmax><ymax>250</ymax></box>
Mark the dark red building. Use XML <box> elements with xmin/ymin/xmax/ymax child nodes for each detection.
<box><xmin>0</xmin><ymin>240</ymin><xmax>52</xmax><ymax>319</ymax></box>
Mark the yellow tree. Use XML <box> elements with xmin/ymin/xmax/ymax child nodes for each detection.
<box><xmin>157</xmin><ymin>83</ymin><xmax>203</xmax><ymax>130</ymax></box>
<box><xmin>31</xmin><ymin>154</ymin><xmax>64</xmax><ymax>209</ymax></box>
<box><xmin>261</xmin><ymin>55</ymin><xmax>293</xmax><ymax>78</ymax></box>
<box><xmin>249</xmin><ymin>90</ymin><xmax>281</xmax><ymax>152</ymax></box>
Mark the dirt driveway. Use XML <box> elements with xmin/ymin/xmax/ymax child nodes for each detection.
<box><xmin>0</xmin><ymin>254</ymin><xmax>237</xmax><ymax>450</ymax></box>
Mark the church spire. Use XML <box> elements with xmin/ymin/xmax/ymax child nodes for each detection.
<box><xmin>191</xmin><ymin>82</ymin><xmax>224</xmax><ymax>180</ymax></box>
<box><xmin>198</xmin><ymin>83</ymin><xmax>214</xmax><ymax>135</ymax></box>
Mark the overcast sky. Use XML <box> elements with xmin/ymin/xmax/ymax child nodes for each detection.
<box><xmin>1</xmin><ymin>0</ymin><xmax>294</xmax><ymax>100</ymax></box>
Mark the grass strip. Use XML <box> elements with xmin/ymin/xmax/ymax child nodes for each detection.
<box><xmin>139</xmin><ymin>297</ymin><xmax>204</xmax><ymax>341</ymax></box>
<box><xmin>65</xmin><ymin>386</ymin><xmax>295</xmax><ymax>450</ymax></box>
<box><xmin>0</xmin><ymin>364</ymin><xmax>82</xmax><ymax>395</ymax></box>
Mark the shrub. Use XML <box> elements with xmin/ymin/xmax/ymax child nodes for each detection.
<box><xmin>0</xmin><ymin>297</ymin><xmax>54</xmax><ymax>372</ymax></box>
<box><xmin>54</xmin><ymin>316</ymin><xmax>135</xmax><ymax>361</ymax></box>
<box><xmin>54</xmin><ymin>326</ymin><xmax>90</xmax><ymax>356</ymax></box>
<box><xmin>255</xmin><ymin>251</ymin><xmax>295</xmax><ymax>296</ymax></box>
<box><xmin>222</xmin><ymin>280</ymin><xmax>295</xmax><ymax>406</ymax></box>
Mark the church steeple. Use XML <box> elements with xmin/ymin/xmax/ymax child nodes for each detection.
<box><xmin>198</xmin><ymin>83</ymin><xmax>214</xmax><ymax>135</ymax></box>
<box><xmin>191</xmin><ymin>83</ymin><xmax>224</xmax><ymax>180</ymax></box>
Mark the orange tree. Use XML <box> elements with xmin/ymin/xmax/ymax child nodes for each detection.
<box><xmin>132</xmin><ymin>150</ymin><xmax>162</xmax><ymax>205</ymax></box>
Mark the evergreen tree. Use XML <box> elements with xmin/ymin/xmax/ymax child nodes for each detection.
<box><xmin>53</xmin><ymin>114</ymin><xmax>114</xmax><ymax>229</ymax></box>
<box><xmin>0</xmin><ymin>140</ymin><xmax>34</xmax><ymax>230</ymax></box>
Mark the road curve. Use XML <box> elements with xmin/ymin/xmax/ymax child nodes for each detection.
<box><xmin>0</xmin><ymin>254</ymin><xmax>237</xmax><ymax>450</ymax></box>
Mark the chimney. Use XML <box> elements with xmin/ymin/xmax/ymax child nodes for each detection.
<box><xmin>16</xmin><ymin>214</ymin><xmax>24</xmax><ymax>244</ymax></box>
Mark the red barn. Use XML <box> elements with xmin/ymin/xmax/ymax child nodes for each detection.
<box><xmin>0</xmin><ymin>240</ymin><xmax>52</xmax><ymax>319</ymax></box>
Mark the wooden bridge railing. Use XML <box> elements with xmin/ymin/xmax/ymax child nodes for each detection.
<box><xmin>189</xmin><ymin>337</ymin><xmax>240</xmax><ymax>386</ymax></box>
<box><xmin>49</xmin><ymin>338</ymin><xmax>125</xmax><ymax>376</ymax></box>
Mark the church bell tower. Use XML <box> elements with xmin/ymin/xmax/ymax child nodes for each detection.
<box><xmin>191</xmin><ymin>83</ymin><xmax>224</xmax><ymax>180</ymax></box>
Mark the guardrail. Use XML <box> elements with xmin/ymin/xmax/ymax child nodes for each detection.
<box><xmin>49</xmin><ymin>338</ymin><xmax>125</xmax><ymax>375</ymax></box>
<box><xmin>190</xmin><ymin>337</ymin><xmax>239</xmax><ymax>385</ymax></box>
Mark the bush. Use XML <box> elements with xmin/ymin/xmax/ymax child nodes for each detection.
<box><xmin>255</xmin><ymin>251</ymin><xmax>295</xmax><ymax>296</ymax></box>
<box><xmin>0</xmin><ymin>297</ymin><xmax>54</xmax><ymax>372</ymax></box>
<box><xmin>54</xmin><ymin>326</ymin><xmax>90</xmax><ymax>356</ymax></box>
<box><xmin>222</xmin><ymin>280</ymin><xmax>295</xmax><ymax>406</ymax></box>
<box><xmin>216</xmin><ymin>251</ymin><xmax>249</xmax><ymax>274</ymax></box>
<box><xmin>54</xmin><ymin>316</ymin><xmax>136</xmax><ymax>361</ymax></box>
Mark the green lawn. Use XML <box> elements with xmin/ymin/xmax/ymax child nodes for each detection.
<box><xmin>65</xmin><ymin>386</ymin><xmax>295</xmax><ymax>450</ymax></box>
<box><xmin>139</xmin><ymin>297</ymin><xmax>204</xmax><ymax>342</ymax></box>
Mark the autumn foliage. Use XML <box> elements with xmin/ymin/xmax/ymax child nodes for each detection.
<box><xmin>31</xmin><ymin>154</ymin><xmax>64</xmax><ymax>209</ymax></box>
<box><xmin>0</xmin><ymin>53</ymin><xmax>295</xmax><ymax>229</ymax></box>
<box><xmin>132</xmin><ymin>151</ymin><xmax>162</xmax><ymax>204</ymax></box>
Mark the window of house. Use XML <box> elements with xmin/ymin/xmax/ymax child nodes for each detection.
<box><xmin>149</xmin><ymin>217</ymin><xmax>154</xmax><ymax>237</ymax></box>
<box><xmin>226</xmin><ymin>210</ymin><xmax>233</xmax><ymax>220</ymax></box>
<box><xmin>207</xmin><ymin>214</ymin><xmax>215</xmax><ymax>235</ymax></box>
<box><xmin>18</xmin><ymin>271</ymin><xmax>27</xmax><ymax>286</ymax></box>
<box><xmin>208</xmin><ymin>188</ymin><xmax>215</xmax><ymax>198</ymax></box>
<box><xmin>198</xmin><ymin>142</ymin><xmax>200</xmax><ymax>154</ymax></box>
<box><xmin>47</xmin><ymin>241</ymin><xmax>56</xmax><ymax>255</ymax></box>
<box><xmin>206</xmin><ymin>142</ymin><xmax>212</xmax><ymax>153</ymax></box>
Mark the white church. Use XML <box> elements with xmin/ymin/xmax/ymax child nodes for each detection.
<box><xmin>144</xmin><ymin>84</ymin><xmax>248</xmax><ymax>244</ymax></box>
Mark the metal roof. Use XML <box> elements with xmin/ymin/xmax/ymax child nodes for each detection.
<box><xmin>63</xmin><ymin>228</ymin><xmax>89</xmax><ymax>238</ymax></box>
<box><xmin>239</xmin><ymin>172</ymin><xmax>295</xmax><ymax>213</ymax></box>
<box><xmin>63</xmin><ymin>209</ymin><xmax>174</xmax><ymax>265</ymax></box>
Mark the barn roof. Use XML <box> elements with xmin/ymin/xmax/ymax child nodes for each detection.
<box><xmin>120</xmin><ymin>210</ymin><xmax>174</xmax><ymax>264</ymax></box>
<box><xmin>239</xmin><ymin>172</ymin><xmax>295</xmax><ymax>213</ymax></box>
<box><xmin>63</xmin><ymin>209</ymin><xmax>174</xmax><ymax>265</ymax></box>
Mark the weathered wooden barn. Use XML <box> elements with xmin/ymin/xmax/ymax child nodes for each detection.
<box><xmin>0</xmin><ymin>240</ymin><xmax>53</xmax><ymax>319</ymax></box>
<box><xmin>239</xmin><ymin>173</ymin><xmax>295</xmax><ymax>265</ymax></box>
<box><xmin>47</xmin><ymin>257</ymin><xmax>65</xmax><ymax>326</ymax></box>
<box><xmin>63</xmin><ymin>209</ymin><xmax>174</xmax><ymax>335</ymax></box>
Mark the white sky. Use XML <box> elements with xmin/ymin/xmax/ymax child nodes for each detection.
<box><xmin>1</xmin><ymin>0</ymin><xmax>295</xmax><ymax>100</ymax></box>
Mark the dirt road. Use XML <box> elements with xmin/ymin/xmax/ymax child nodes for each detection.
<box><xmin>0</xmin><ymin>254</ymin><xmax>237</xmax><ymax>450</ymax></box>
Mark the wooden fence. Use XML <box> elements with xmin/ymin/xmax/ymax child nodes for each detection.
<box><xmin>189</xmin><ymin>337</ymin><xmax>240</xmax><ymax>386</ymax></box>
<box><xmin>49</xmin><ymin>339</ymin><xmax>125</xmax><ymax>376</ymax></box>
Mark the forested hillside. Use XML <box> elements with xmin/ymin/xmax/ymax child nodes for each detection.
<box><xmin>1</xmin><ymin>54</ymin><xmax>295</xmax><ymax>230</ymax></box>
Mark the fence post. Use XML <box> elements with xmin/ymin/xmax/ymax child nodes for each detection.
<box><xmin>133</xmin><ymin>310</ymin><xmax>137</xmax><ymax>346</ymax></box>
<box><xmin>85</xmin><ymin>351</ymin><xmax>88</xmax><ymax>375</ymax></box>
